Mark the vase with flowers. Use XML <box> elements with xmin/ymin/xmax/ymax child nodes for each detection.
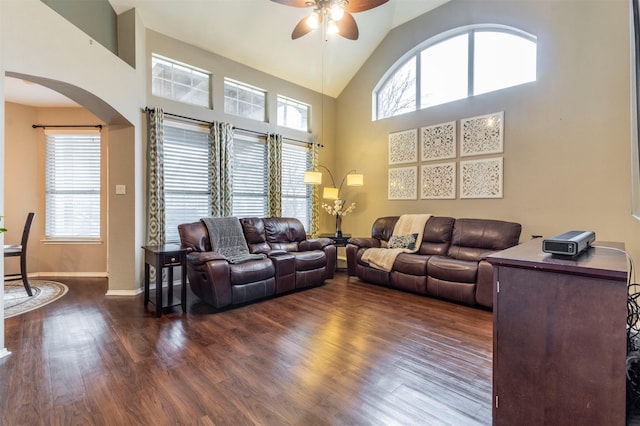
<box><xmin>321</xmin><ymin>199</ymin><xmax>356</xmax><ymax>238</ymax></box>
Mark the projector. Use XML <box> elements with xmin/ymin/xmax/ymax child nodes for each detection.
<box><xmin>542</xmin><ymin>230</ymin><xmax>596</xmax><ymax>258</ymax></box>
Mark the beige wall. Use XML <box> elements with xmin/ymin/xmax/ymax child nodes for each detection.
<box><xmin>145</xmin><ymin>29</ymin><xmax>338</xmax><ymax>231</ymax></box>
<box><xmin>4</xmin><ymin>102</ymin><xmax>108</xmax><ymax>275</ymax></box>
<box><xmin>335</xmin><ymin>0</ymin><xmax>640</xmax><ymax>261</ymax></box>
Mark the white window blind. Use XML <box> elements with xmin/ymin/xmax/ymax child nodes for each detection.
<box><xmin>164</xmin><ymin>122</ymin><xmax>211</xmax><ymax>243</ymax></box>
<box><xmin>282</xmin><ymin>142</ymin><xmax>311</xmax><ymax>231</ymax></box>
<box><xmin>232</xmin><ymin>135</ymin><xmax>267</xmax><ymax>217</ymax></box>
<box><xmin>45</xmin><ymin>131</ymin><xmax>101</xmax><ymax>239</ymax></box>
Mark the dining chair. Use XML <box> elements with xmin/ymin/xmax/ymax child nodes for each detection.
<box><xmin>4</xmin><ymin>212</ymin><xmax>35</xmax><ymax>296</ymax></box>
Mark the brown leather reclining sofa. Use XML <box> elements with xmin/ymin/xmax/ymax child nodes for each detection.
<box><xmin>178</xmin><ymin>217</ymin><xmax>336</xmax><ymax>309</ymax></box>
<box><xmin>346</xmin><ymin>216</ymin><xmax>521</xmax><ymax>309</ymax></box>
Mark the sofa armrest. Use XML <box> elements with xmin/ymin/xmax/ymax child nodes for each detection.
<box><xmin>475</xmin><ymin>259</ymin><xmax>496</xmax><ymax>309</ymax></box>
<box><xmin>299</xmin><ymin>237</ymin><xmax>333</xmax><ymax>251</ymax></box>
<box><xmin>347</xmin><ymin>237</ymin><xmax>381</xmax><ymax>249</ymax></box>
<box><xmin>185</xmin><ymin>252</ymin><xmax>232</xmax><ymax>308</ymax></box>
<box><xmin>187</xmin><ymin>251</ymin><xmax>228</xmax><ymax>265</ymax></box>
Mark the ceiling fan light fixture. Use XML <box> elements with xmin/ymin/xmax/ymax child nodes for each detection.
<box><xmin>330</xmin><ymin>4</ymin><xmax>345</xmax><ymax>21</ymax></box>
<box><xmin>327</xmin><ymin>19</ymin><xmax>339</xmax><ymax>35</ymax></box>
<box><xmin>274</xmin><ymin>0</ymin><xmax>389</xmax><ymax>40</ymax></box>
<box><xmin>306</xmin><ymin>10</ymin><xmax>320</xmax><ymax>29</ymax></box>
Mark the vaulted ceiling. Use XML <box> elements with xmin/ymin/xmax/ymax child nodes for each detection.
<box><xmin>4</xmin><ymin>0</ymin><xmax>448</xmax><ymax>107</ymax></box>
<box><xmin>108</xmin><ymin>0</ymin><xmax>448</xmax><ymax>97</ymax></box>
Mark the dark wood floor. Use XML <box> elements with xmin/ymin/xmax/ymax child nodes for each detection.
<box><xmin>0</xmin><ymin>273</ymin><xmax>493</xmax><ymax>425</ymax></box>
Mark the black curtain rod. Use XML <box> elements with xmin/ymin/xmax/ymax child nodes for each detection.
<box><xmin>144</xmin><ymin>107</ymin><xmax>320</xmax><ymax>147</ymax></box>
<box><xmin>32</xmin><ymin>124</ymin><xmax>103</xmax><ymax>129</ymax></box>
<box><xmin>146</xmin><ymin>108</ymin><xmax>213</xmax><ymax>126</ymax></box>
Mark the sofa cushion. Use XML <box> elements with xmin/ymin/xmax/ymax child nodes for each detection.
<box><xmin>229</xmin><ymin>258</ymin><xmax>275</xmax><ymax>285</ymax></box>
<box><xmin>427</xmin><ymin>256</ymin><xmax>478</xmax><ymax>283</ymax></box>
<box><xmin>240</xmin><ymin>217</ymin><xmax>272</xmax><ymax>253</ymax></box>
<box><xmin>448</xmin><ymin>218</ymin><xmax>522</xmax><ymax>261</ymax></box>
<box><xmin>289</xmin><ymin>250</ymin><xmax>326</xmax><ymax>272</ymax></box>
<box><xmin>393</xmin><ymin>253</ymin><xmax>429</xmax><ymax>276</ymax></box>
<box><xmin>419</xmin><ymin>216</ymin><xmax>455</xmax><ymax>255</ymax></box>
<box><xmin>388</xmin><ymin>233</ymin><xmax>418</xmax><ymax>250</ymax></box>
<box><xmin>264</xmin><ymin>217</ymin><xmax>306</xmax><ymax>247</ymax></box>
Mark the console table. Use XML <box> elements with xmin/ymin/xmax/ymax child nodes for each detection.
<box><xmin>487</xmin><ymin>239</ymin><xmax>627</xmax><ymax>425</ymax></box>
<box><xmin>142</xmin><ymin>244</ymin><xmax>187</xmax><ymax>317</ymax></box>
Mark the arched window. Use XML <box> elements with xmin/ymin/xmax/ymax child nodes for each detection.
<box><xmin>373</xmin><ymin>25</ymin><xmax>537</xmax><ymax>120</ymax></box>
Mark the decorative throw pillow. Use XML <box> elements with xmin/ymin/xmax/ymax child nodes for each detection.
<box><xmin>387</xmin><ymin>233</ymin><xmax>418</xmax><ymax>250</ymax></box>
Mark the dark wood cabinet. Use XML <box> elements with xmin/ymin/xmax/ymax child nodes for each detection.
<box><xmin>487</xmin><ymin>239</ymin><xmax>628</xmax><ymax>425</ymax></box>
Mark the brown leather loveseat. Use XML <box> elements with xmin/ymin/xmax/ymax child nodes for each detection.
<box><xmin>346</xmin><ymin>216</ymin><xmax>521</xmax><ymax>309</ymax></box>
<box><xmin>178</xmin><ymin>217</ymin><xmax>336</xmax><ymax>309</ymax></box>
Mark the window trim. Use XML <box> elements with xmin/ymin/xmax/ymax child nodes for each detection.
<box><xmin>373</xmin><ymin>24</ymin><xmax>537</xmax><ymax>120</ymax></box>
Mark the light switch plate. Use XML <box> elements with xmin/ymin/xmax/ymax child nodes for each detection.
<box><xmin>115</xmin><ymin>185</ymin><xmax>126</xmax><ymax>195</ymax></box>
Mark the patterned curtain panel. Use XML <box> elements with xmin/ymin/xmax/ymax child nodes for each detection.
<box><xmin>310</xmin><ymin>142</ymin><xmax>320</xmax><ymax>237</ymax></box>
<box><xmin>210</xmin><ymin>122</ymin><xmax>234</xmax><ymax>217</ymax></box>
<box><xmin>146</xmin><ymin>107</ymin><xmax>165</xmax><ymax>245</ymax></box>
<box><xmin>267</xmin><ymin>133</ymin><xmax>283</xmax><ymax>217</ymax></box>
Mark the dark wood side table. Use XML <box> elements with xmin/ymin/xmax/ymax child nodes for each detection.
<box><xmin>319</xmin><ymin>234</ymin><xmax>351</xmax><ymax>271</ymax></box>
<box><xmin>142</xmin><ymin>244</ymin><xmax>187</xmax><ymax>317</ymax></box>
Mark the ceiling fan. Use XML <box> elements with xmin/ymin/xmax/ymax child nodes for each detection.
<box><xmin>271</xmin><ymin>0</ymin><xmax>389</xmax><ymax>40</ymax></box>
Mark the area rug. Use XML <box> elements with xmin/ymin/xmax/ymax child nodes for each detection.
<box><xmin>3</xmin><ymin>280</ymin><xmax>68</xmax><ymax>318</ymax></box>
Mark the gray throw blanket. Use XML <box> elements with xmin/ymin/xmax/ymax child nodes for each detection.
<box><xmin>201</xmin><ymin>216</ymin><xmax>266</xmax><ymax>264</ymax></box>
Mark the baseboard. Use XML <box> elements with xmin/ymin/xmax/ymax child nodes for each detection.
<box><xmin>105</xmin><ymin>288</ymin><xmax>144</xmax><ymax>297</ymax></box>
<box><xmin>0</xmin><ymin>348</ymin><xmax>11</xmax><ymax>359</ymax></box>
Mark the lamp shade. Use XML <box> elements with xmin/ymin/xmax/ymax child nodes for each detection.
<box><xmin>346</xmin><ymin>173</ymin><xmax>364</xmax><ymax>186</ymax></box>
<box><xmin>304</xmin><ymin>171</ymin><xmax>322</xmax><ymax>185</ymax></box>
<box><xmin>323</xmin><ymin>187</ymin><xmax>339</xmax><ymax>200</ymax></box>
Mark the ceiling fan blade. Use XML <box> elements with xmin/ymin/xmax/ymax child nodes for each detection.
<box><xmin>271</xmin><ymin>0</ymin><xmax>313</xmax><ymax>7</ymax></box>
<box><xmin>343</xmin><ymin>0</ymin><xmax>389</xmax><ymax>13</ymax></box>
<box><xmin>336</xmin><ymin>12</ymin><xmax>359</xmax><ymax>40</ymax></box>
<box><xmin>292</xmin><ymin>15</ymin><xmax>322</xmax><ymax>39</ymax></box>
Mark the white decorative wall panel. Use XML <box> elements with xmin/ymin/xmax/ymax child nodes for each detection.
<box><xmin>421</xmin><ymin>121</ymin><xmax>456</xmax><ymax>161</ymax></box>
<box><xmin>388</xmin><ymin>166</ymin><xmax>417</xmax><ymax>200</ymax></box>
<box><xmin>460</xmin><ymin>157</ymin><xmax>503</xmax><ymax>198</ymax></box>
<box><xmin>460</xmin><ymin>111</ymin><xmax>504</xmax><ymax>156</ymax></box>
<box><xmin>389</xmin><ymin>129</ymin><xmax>418</xmax><ymax>165</ymax></box>
<box><xmin>421</xmin><ymin>162</ymin><xmax>456</xmax><ymax>199</ymax></box>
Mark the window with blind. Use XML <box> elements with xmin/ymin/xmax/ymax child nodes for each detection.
<box><xmin>232</xmin><ymin>134</ymin><xmax>267</xmax><ymax>217</ymax></box>
<box><xmin>164</xmin><ymin>121</ymin><xmax>211</xmax><ymax>243</ymax></box>
<box><xmin>45</xmin><ymin>131</ymin><xmax>101</xmax><ymax>239</ymax></box>
<box><xmin>282</xmin><ymin>142</ymin><xmax>311</xmax><ymax>231</ymax></box>
<box><xmin>157</xmin><ymin>125</ymin><xmax>311</xmax><ymax>239</ymax></box>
